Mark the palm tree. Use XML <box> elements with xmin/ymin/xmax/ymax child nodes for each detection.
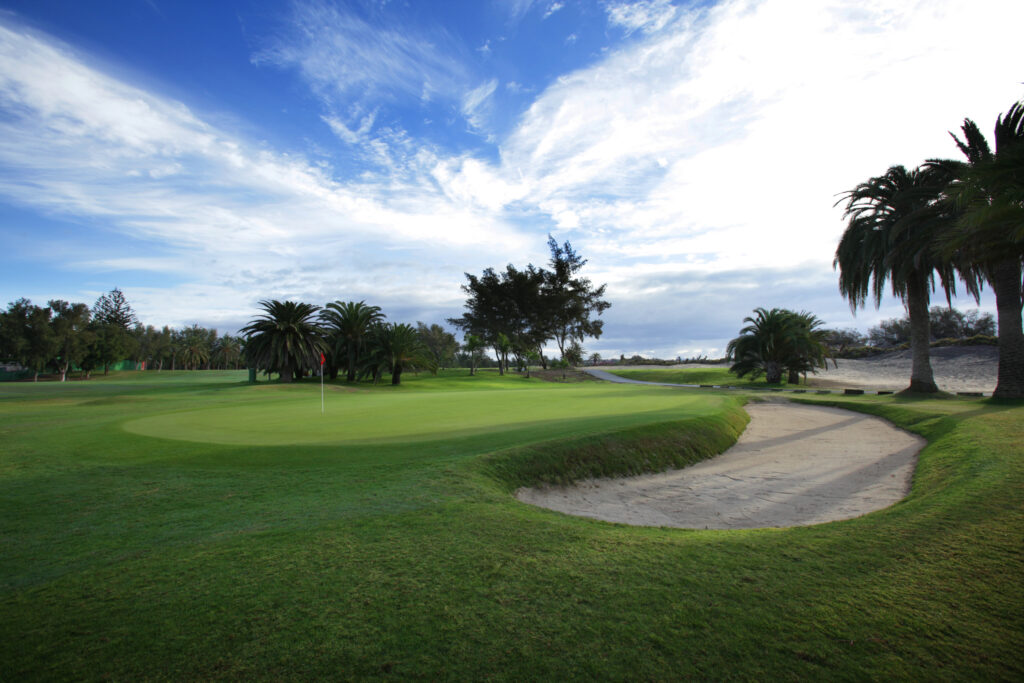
<box><xmin>375</xmin><ymin>323</ymin><xmax>434</xmax><ymax>385</ymax></box>
<box><xmin>782</xmin><ymin>311</ymin><xmax>833</xmax><ymax>384</ymax></box>
<box><xmin>241</xmin><ymin>300</ymin><xmax>325</xmax><ymax>383</ymax></box>
<box><xmin>834</xmin><ymin>165</ymin><xmax>966</xmax><ymax>393</ymax></box>
<box><xmin>463</xmin><ymin>334</ymin><xmax>485</xmax><ymax>376</ymax></box>
<box><xmin>932</xmin><ymin>101</ymin><xmax>1024</xmax><ymax>398</ymax></box>
<box><xmin>215</xmin><ymin>335</ymin><xmax>243</xmax><ymax>370</ymax></box>
<box><xmin>727</xmin><ymin>307</ymin><xmax>827</xmax><ymax>384</ymax></box>
<box><xmin>180</xmin><ymin>340</ymin><xmax>209</xmax><ymax>370</ymax></box>
<box><xmin>320</xmin><ymin>301</ymin><xmax>385</xmax><ymax>382</ymax></box>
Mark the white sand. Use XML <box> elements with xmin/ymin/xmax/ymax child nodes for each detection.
<box><xmin>520</xmin><ymin>347</ymin><xmax>996</xmax><ymax>529</ymax></box>
<box><xmin>516</xmin><ymin>403</ymin><xmax>925</xmax><ymax>529</ymax></box>
<box><xmin>809</xmin><ymin>346</ymin><xmax>998</xmax><ymax>394</ymax></box>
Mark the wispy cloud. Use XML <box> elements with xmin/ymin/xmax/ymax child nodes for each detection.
<box><xmin>252</xmin><ymin>0</ymin><xmax>470</xmax><ymax>132</ymax></box>
<box><xmin>543</xmin><ymin>2</ymin><xmax>565</xmax><ymax>20</ymax></box>
<box><xmin>0</xmin><ymin>20</ymin><xmax>530</xmax><ymax>327</ymax></box>
<box><xmin>604</xmin><ymin>0</ymin><xmax>677</xmax><ymax>35</ymax></box>
<box><xmin>1</xmin><ymin>0</ymin><xmax>1019</xmax><ymax>356</ymax></box>
<box><xmin>461</xmin><ymin>78</ymin><xmax>499</xmax><ymax>135</ymax></box>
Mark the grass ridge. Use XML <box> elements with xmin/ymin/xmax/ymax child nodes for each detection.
<box><xmin>475</xmin><ymin>399</ymin><xmax>749</xmax><ymax>490</ymax></box>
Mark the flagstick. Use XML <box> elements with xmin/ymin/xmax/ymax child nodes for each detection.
<box><xmin>321</xmin><ymin>363</ymin><xmax>325</xmax><ymax>416</ymax></box>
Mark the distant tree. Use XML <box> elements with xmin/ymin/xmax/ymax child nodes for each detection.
<box><xmin>91</xmin><ymin>288</ymin><xmax>138</xmax><ymax>375</ymax></box>
<box><xmin>0</xmin><ymin>298</ymin><xmax>32</xmax><ymax>366</ymax></box>
<box><xmin>148</xmin><ymin>326</ymin><xmax>171</xmax><ymax>370</ymax></box>
<box><xmin>449</xmin><ymin>237</ymin><xmax>610</xmax><ymax>369</ymax></box>
<box><xmin>961</xmin><ymin>309</ymin><xmax>997</xmax><ymax>337</ymax></box>
<box><xmin>564</xmin><ymin>340</ymin><xmax>585</xmax><ymax>366</ymax></box>
<box><xmin>462</xmin><ymin>334</ymin><xmax>485</xmax><ymax>376</ymax></box>
<box><xmin>544</xmin><ymin>236</ymin><xmax>611</xmax><ymax>360</ymax></box>
<box><xmin>494</xmin><ymin>332</ymin><xmax>512</xmax><ymax>375</ymax></box>
<box><xmin>727</xmin><ymin>308</ymin><xmax>830</xmax><ymax>384</ymax></box>
<box><xmin>320</xmin><ymin>301</ymin><xmax>385</xmax><ymax>382</ymax></box>
<box><xmin>821</xmin><ymin>328</ymin><xmax>867</xmax><ymax>353</ymax></box>
<box><xmin>49</xmin><ymin>300</ymin><xmax>92</xmax><ymax>381</ymax></box>
<box><xmin>241</xmin><ymin>300</ymin><xmax>325</xmax><ymax>383</ymax></box>
<box><xmin>216</xmin><ymin>334</ymin><xmax>243</xmax><ymax>369</ymax></box>
<box><xmin>588</xmin><ymin>352</ymin><xmax>602</xmax><ymax>366</ymax></box>
<box><xmin>375</xmin><ymin>323</ymin><xmax>434</xmax><ymax>385</ymax></box>
<box><xmin>781</xmin><ymin>311</ymin><xmax>832</xmax><ymax>384</ymax></box>
<box><xmin>24</xmin><ymin>305</ymin><xmax>57</xmax><ymax>381</ymax></box>
<box><xmin>868</xmin><ymin>317</ymin><xmax>912</xmax><ymax>348</ymax></box>
<box><xmin>416</xmin><ymin>322</ymin><xmax>459</xmax><ymax>372</ymax></box>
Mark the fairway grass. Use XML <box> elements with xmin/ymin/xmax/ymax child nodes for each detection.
<box><xmin>605</xmin><ymin>365</ymin><xmax>797</xmax><ymax>387</ymax></box>
<box><xmin>1</xmin><ymin>370</ymin><xmax>1021</xmax><ymax>679</ymax></box>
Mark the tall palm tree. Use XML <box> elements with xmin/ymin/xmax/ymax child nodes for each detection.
<box><xmin>834</xmin><ymin>165</ymin><xmax>965</xmax><ymax>393</ymax></box>
<box><xmin>932</xmin><ymin>101</ymin><xmax>1024</xmax><ymax>398</ymax></box>
<box><xmin>320</xmin><ymin>300</ymin><xmax>385</xmax><ymax>382</ymax></box>
<box><xmin>241</xmin><ymin>300</ymin><xmax>325</xmax><ymax>383</ymax></box>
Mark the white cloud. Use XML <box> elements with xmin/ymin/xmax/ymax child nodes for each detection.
<box><xmin>2</xmin><ymin>0</ymin><xmax>1020</xmax><ymax>356</ymax></box>
<box><xmin>0</xmin><ymin>20</ymin><xmax>531</xmax><ymax>327</ymax></box>
<box><xmin>605</xmin><ymin>0</ymin><xmax>677</xmax><ymax>35</ymax></box>
<box><xmin>543</xmin><ymin>2</ymin><xmax>565</xmax><ymax>20</ymax></box>
<box><xmin>253</xmin><ymin>0</ymin><xmax>468</xmax><ymax>109</ymax></box>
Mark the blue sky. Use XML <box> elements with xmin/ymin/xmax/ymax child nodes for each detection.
<box><xmin>0</xmin><ymin>0</ymin><xmax>1021</xmax><ymax>358</ymax></box>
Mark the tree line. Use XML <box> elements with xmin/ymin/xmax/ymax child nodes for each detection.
<box><xmin>447</xmin><ymin>236</ymin><xmax>610</xmax><ymax>374</ymax></box>
<box><xmin>833</xmin><ymin>99</ymin><xmax>1023</xmax><ymax>397</ymax></box>
<box><xmin>239</xmin><ymin>299</ymin><xmax>470</xmax><ymax>385</ymax></box>
<box><xmin>238</xmin><ymin>237</ymin><xmax>609</xmax><ymax>385</ymax></box>
<box><xmin>826</xmin><ymin>306</ymin><xmax>996</xmax><ymax>351</ymax></box>
<box><xmin>0</xmin><ymin>288</ymin><xmax>244</xmax><ymax>381</ymax></box>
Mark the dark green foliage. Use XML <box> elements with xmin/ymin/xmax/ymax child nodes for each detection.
<box><xmin>241</xmin><ymin>300</ymin><xmax>326</xmax><ymax>383</ymax></box>
<box><xmin>90</xmin><ymin>288</ymin><xmax>139</xmax><ymax>375</ymax></box>
<box><xmin>320</xmin><ymin>300</ymin><xmax>385</xmax><ymax>382</ymax></box>
<box><xmin>932</xmin><ymin>100</ymin><xmax>1024</xmax><ymax>398</ymax></box>
<box><xmin>377</xmin><ymin>322</ymin><xmax>434</xmax><ymax>385</ymax></box>
<box><xmin>726</xmin><ymin>308</ymin><xmax>831</xmax><ymax>384</ymax></box>
<box><xmin>48</xmin><ymin>300</ymin><xmax>92</xmax><ymax>381</ymax></box>
<box><xmin>416</xmin><ymin>322</ymin><xmax>459</xmax><ymax>371</ymax></box>
<box><xmin>834</xmin><ymin>165</ymin><xmax>972</xmax><ymax>393</ymax></box>
<box><xmin>450</xmin><ymin>236</ymin><xmax>610</xmax><ymax>366</ymax></box>
<box><xmin>869</xmin><ymin>307</ymin><xmax>995</xmax><ymax>347</ymax></box>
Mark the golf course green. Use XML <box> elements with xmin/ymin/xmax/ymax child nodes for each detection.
<box><xmin>1</xmin><ymin>369</ymin><xmax>1021</xmax><ymax>679</ymax></box>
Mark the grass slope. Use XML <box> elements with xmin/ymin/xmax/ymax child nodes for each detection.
<box><xmin>606</xmin><ymin>366</ymin><xmax>809</xmax><ymax>388</ymax></box>
<box><xmin>0</xmin><ymin>370</ymin><xmax>1021</xmax><ymax>679</ymax></box>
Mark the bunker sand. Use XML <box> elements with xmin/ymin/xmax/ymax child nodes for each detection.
<box><xmin>517</xmin><ymin>403</ymin><xmax>925</xmax><ymax>529</ymax></box>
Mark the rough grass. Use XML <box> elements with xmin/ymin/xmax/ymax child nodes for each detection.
<box><xmin>0</xmin><ymin>369</ymin><xmax>1021</xmax><ymax>679</ymax></box>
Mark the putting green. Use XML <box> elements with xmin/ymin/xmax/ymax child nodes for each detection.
<box><xmin>124</xmin><ymin>383</ymin><xmax>723</xmax><ymax>445</ymax></box>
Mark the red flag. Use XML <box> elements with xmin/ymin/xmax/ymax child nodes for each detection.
<box><xmin>320</xmin><ymin>352</ymin><xmax>325</xmax><ymax>366</ymax></box>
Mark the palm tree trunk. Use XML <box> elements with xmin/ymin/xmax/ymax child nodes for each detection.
<box><xmin>905</xmin><ymin>274</ymin><xmax>939</xmax><ymax>393</ymax></box>
<box><xmin>279</xmin><ymin>359</ymin><xmax>293</xmax><ymax>383</ymax></box>
<box><xmin>990</xmin><ymin>258</ymin><xmax>1024</xmax><ymax>398</ymax></box>
<box><xmin>392</xmin><ymin>363</ymin><xmax>403</xmax><ymax>385</ymax></box>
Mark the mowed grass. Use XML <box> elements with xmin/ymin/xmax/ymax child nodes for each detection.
<box><xmin>606</xmin><ymin>365</ymin><xmax>799</xmax><ymax>387</ymax></box>
<box><xmin>0</xmin><ymin>369</ymin><xmax>1021</xmax><ymax>679</ymax></box>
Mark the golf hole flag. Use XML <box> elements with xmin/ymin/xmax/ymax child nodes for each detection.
<box><xmin>320</xmin><ymin>352</ymin><xmax>325</xmax><ymax>415</ymax></box>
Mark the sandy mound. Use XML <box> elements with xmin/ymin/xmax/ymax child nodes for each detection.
<box><xmin>602</xmin><ymin>345</ymin><xmax>999</xmax><ymax>394</ymax></box>
<box><xmin>516</xmin><ymin>403</ymin><xmax>925</xmax><ymax>529</ymax></box>
<box><xmin>809</xmin><ymin>346</ymin><xmax>998</xmax><ymax>393</ymax></box>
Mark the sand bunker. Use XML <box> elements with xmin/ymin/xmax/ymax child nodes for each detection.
<box><xmin>516</xmin><ymin>403</ymin><xmax>925</xmax><ymax>529</ymax></box>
